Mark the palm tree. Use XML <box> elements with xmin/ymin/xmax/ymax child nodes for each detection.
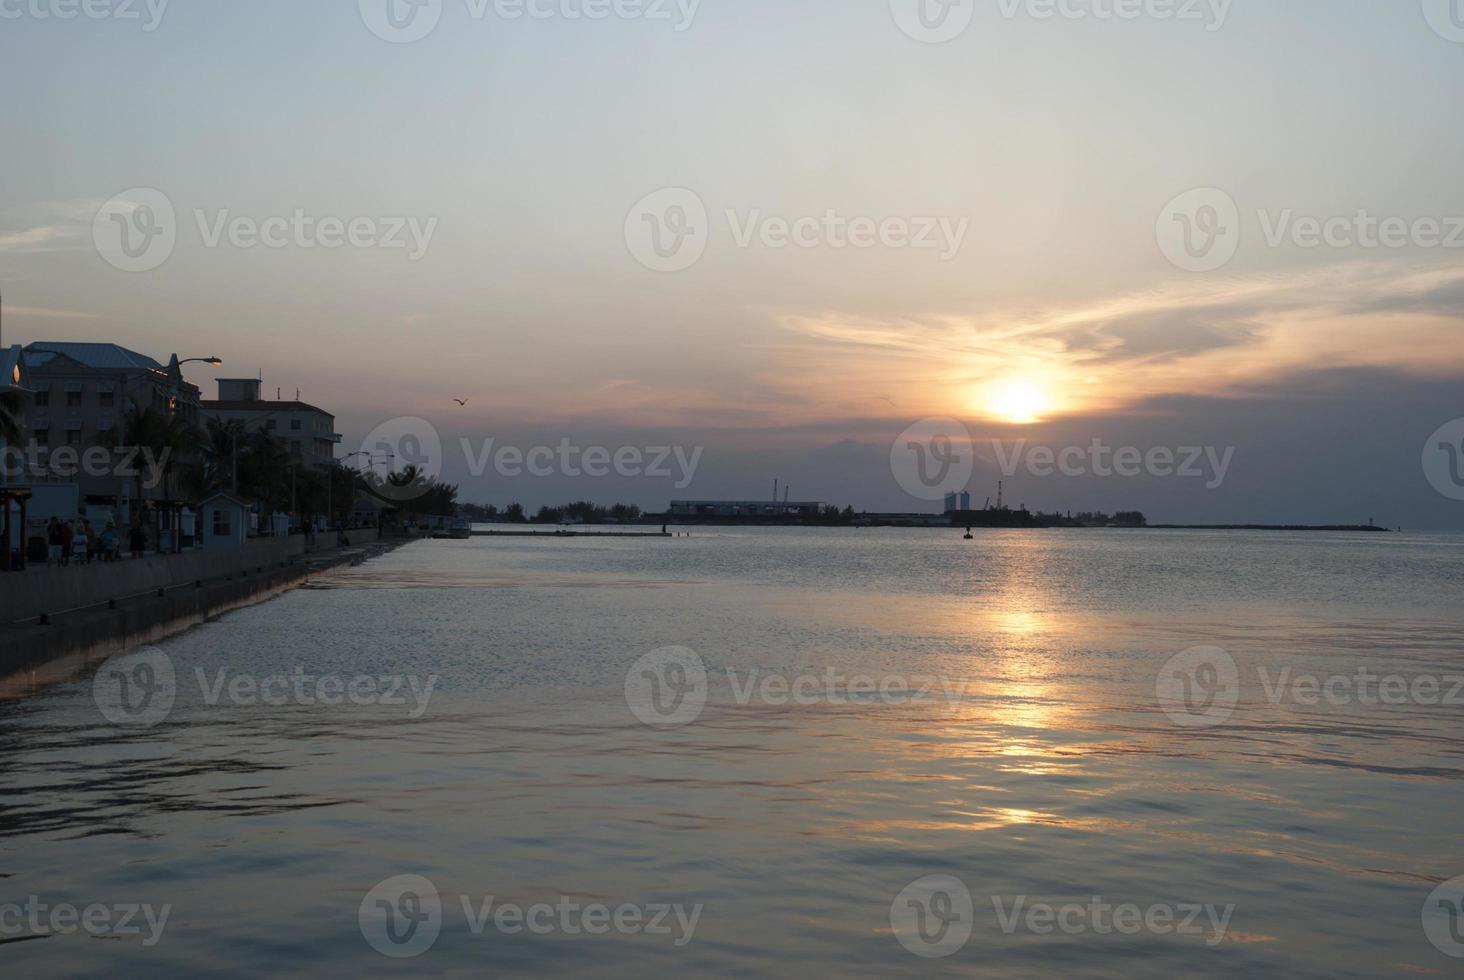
<box><xmin>123</xmin><ymin>403</ymin><xmax>204</xmax><ymax>552</ymax></box>
<box><xmin>0</xmin><ymin>390</ymin><xmax>24</xmax><ymax>447</ymax></box>
<box><xmin>200</xmin><ymin>416</ymin><xmax>246</xmax><ymax>493</ymax></box>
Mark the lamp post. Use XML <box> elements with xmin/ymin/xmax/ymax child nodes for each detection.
<box><xmin>160</xmin><ymin>354</ymin><xmax>221</xmax><ymax>553</ymax></box>
<box><xmin>333</xmin><ymin>451</ymin><xmax>375</xmax><ymax>528</ymax></box>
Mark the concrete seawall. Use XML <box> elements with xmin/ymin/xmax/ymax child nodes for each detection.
<box><xmin>2</xmin><ymin>530</ymin><xmax>387</xmax><ymax>626</ymax></box>
<box><xmin>0</xmin><ymin>531</ymin><xmax>411</xmax><ymax>684</ymax></box>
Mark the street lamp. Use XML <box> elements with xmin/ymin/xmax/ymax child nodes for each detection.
<box><xmin>331</xmin><ymin>451</ymin><xmax>376</xmax><ymax>527</ymax></box>
<box><xmin>159</xmin><ymin>354</ymin><xmax>222</xmax><ymax>552</ymax></box>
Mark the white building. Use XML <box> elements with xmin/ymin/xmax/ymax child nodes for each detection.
<box><xmin>201</xmin><ymin>378</ymin><xmax>342</xmax><ymax>469</ymax></box>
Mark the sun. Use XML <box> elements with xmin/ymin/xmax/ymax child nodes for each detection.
<box><xmin>987</xmin><ymin>380</ymin><xmax>1052</xmax><ymax>425</ymax></box>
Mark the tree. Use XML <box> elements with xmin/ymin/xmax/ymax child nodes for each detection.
<box><xmin>123</xmin><ymin>403</ymin><xmax>204</xmax><ymax>552</ymax></box>
<box><xmin>0</xmin><ymin>390</ymin><xmax>23</xmax><ymax>447</ymax></box>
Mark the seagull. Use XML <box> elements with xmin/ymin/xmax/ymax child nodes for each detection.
<box><xmin>453</xmin><ymin>398</ymin><xmax>469</xmax><ymax>406</ymax></box>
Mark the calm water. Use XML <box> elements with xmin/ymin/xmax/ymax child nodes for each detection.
<box><xmin>3</xmin><ymin>528</ymin><xmax>1463</xmax><ymax>977</ymax></box>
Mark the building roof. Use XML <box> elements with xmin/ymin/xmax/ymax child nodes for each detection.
<box><xmin>203</xmin><ymin>400</ymin><xmax>334</xmax><ymax>417</ymax></box>
<box><xmin>199</xmin><ymin>491</ymin><xmax>254</xmax><ymax>510</ymax></box>
<box><xmin>23</xmin><ymin>342</ymin><xmax>165</xmax><ymax>371</ymax></box>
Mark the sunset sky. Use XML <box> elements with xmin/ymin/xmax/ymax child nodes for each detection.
<box><xmin>4</xmin><ymin>1</ymin><xmax>1464</xmax><ymax>525</ymax></box>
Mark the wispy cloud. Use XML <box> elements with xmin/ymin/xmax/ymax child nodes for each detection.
<box><xmin>0</xmin><ymin>198</ymin><xmax>104</xmax><ymax>254</ymax></box>
<box><xmin>771</xmin><ymin>260</ymin><xmax>1464</xmax><ymax>421</ymax></box>
<box><xmin>4</xmin><ymin>305</ymin><xmax>103</xmax><ymax>320</ymax></box>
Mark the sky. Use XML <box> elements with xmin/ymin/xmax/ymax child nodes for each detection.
<box><xmin>3</xmin><ymin>0</ymin><xmax>1464</xmax><ymax>525</ymax></box>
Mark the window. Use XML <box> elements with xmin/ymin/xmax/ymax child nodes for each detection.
<box><xmin>35</xmin><ymin>428</ymin><xmax>49</xmax><ymax>447</ymax></box>
<box><xmin>35</xmin><ymin>390</ymin><xmax>49</xmax><ymax>408</ymax></box>
<box><xmin>67</xmin><ymin>430</ymin><xmax>82</xmax><ymax>446</ymax></box>
<box><xmin>291</xmin><ymin>441</ymin><xmax>302</xmax><ymax>458</ymax></box>
<box><xmin>265</xmin><ymin>420</ymin><xmax>277</xmax><ymax>431</ymax></box>
<box><xmin>99</xmin><ymin>391</ymin><xmax>115</xmax><ymax>409</ymax></box>
<box><xmin>290</xmin><ymin>419</ymin><xmax>302</xmax><ymax>431</ymax></box>
<box><xmin>212</xmin><ymin>508</ymin><xmax>231</xmax><ymax>538</ymax></box>
<box><xmin>67</xmin><ymin>391</ymin><xmax>82</xmax><ymax>408</ymax></box>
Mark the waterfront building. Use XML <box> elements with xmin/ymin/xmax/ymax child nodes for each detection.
<box><xmin>201</xmin><ymin>378</ymin><xmax>342</xmax><ymax>470</ymax></box>
<box><xmin>18</xmin><ymin>342</ymin><xmax>205</xmax><ymax>522</ymax></box>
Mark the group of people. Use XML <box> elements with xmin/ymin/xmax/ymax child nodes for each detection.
<box><xmin>44</xmin><ymin>518</ymin><xmax>149</xmax><ymax>565</ymax></box>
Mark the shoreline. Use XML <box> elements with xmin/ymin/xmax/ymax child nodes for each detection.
<box><xmin>0</xmin><ymin>535</ymin><xmax>413</xmax><ymax>695</ymax></box>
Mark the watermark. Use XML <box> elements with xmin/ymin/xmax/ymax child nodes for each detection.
<box><xmin>93</xmin><ymin>188</ymin><xmax>437</xmax><ymax>272</ymax></box>
<box><xmin>890</xmin><ymin>0</ymin><xmax>1231</xmax><ymax>43</ymax></box>
<box><xmin>625</xmin><ymin>646</ymin><xmax>707</xmax><ymax>728</ymax></box>
<box><xmin>624</xmin><ymin>187</ymin><xmax>709</xmax><ymax>272</ymax></box>
<box><xmin>989</xmin><ymin>894</ymin><xmax>1234</xmax><ymax>946</ymax></box>
<box><xmin>1422</xmin><ymin>417</ymin><xmax>1464</xmax><ymax>501</ymax></box>
<box><xmin>1155</xmin><ymin>187</ymin><xmax>1241</xmax><ymax>273</ymax></box>
<box><xmin>1157</xmin><ymin>646</ymin><xmax>1464</xmax><ymax>728</ymax></box>
<box><xmin>891</xmin><ymin>417</ymin><xmax>976</xmax><ymax>502</ymax></box>
<box><xmin>461</xmin><ymin>437</ymin><xmax>703</xmax><ymax>488</ymax></box>
<box><xmin>890</xmin><ymin>875</ymin><xmax>1234</xmax><ymax>957</ymax></box>
<box><xmin>358</xmin><ymin>416</ymin><xmax>445</xmax><ymax>503</ymax></box>
<box><xmin>93</xmin><ymin>187</ymin><xmax>177</xmax><ymax>273</ymax></box>
<box><xmin>1159</xmin><ymin>187</ymin><xmax>1464</xmax><ymax>272</ymax></box>
<box><xmin>94</xmin><ymin>647</ymin><xmax>178</xmax><ymax>726</ymax></box>
<box><xmin>195</xmin><ymin>209</ymin><xmax>437</xmax><ymax>261</ymax></box>
<box><xmin>1255</xmin><ymin>666</ymin><xmax>1464</xmax><ymax>709</ymax></box>
<box><xmin>359</xmin><ymin>0</ymin><xmax>701</xmax><ymax>44</ymax></box>
<box><xmin>992</xmin><ymin>439</ymin><xmax>1236</xmax><ymax>489</ymax></box>
<box><xmin>0</xmin><ymin>897</ymin><xmax>171</xmax><ymax>947</ymax></box>
<box><xmin>996</xmin><ymin>0</ymin><xmax>1230</xmax><ymax>28</ymax></box>
<box><xmin>1423</xmin><ymin>875</ymin><xmax>1464</xmax><ymax>959</ymax></box>
<box><xmin>890</xmin><ymin>0</ymin><xmax>975</xmax><ymax>43</ymax></box>
<box><xmin>93</xmin><ymin>647</ymin><xmax>439</xmax><ymax>727</ymax></box>
<box><xmin>1156</xmin><ymin>646</ymin><xmax>1240</xmax><ymax>728</ymax></box>
<box><xmin>359</xmin><ymin>874</ymin><xmax>703</xmax><ymax>958</ymax></box>
<box><xmin>625</xmin><ymin>188</ymin><xmax>970</xmax><ymax>272</ymax></box>
<box><xmin>625</xmin><ymin>646</ymin><xmax>969</xmax><ymax>728</ymax></box>
<box><xmin>1421</xmin><ymin>0</ymin><xmax>1464</xmax><ymax>44</ymax></box>
<box><xmin>2</xmin><ymin>442</ymin><xmax>172</xmax><ymax>489</ymax></box>
<box><xmin>890</xmin><ymin>875</ymin><xmax>974</xmax><ymax>958</ymax></box>
<box><xmin>356</xmin><ymin>417</ymin><xmax>706</xmax><ymax>501</ymax></box>
<box><xmin>0</xmin><ymin>0</ymin><xmax>169</xmax><ymax>31</ymax></box>
<box><xmin>360</xmin><ymin>875</ymin><xmax>443</xmax><ymax>958</ymax></box>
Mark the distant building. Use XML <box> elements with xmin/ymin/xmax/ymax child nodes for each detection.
<box><xmin>18</xmin><ymin>342</ymin><xmax>203</xmax><ymax>518</ymax></box>
<box><xmin>201</xmin><ymin>378</ymin><xmax>341</xmax><ymax>469</ymax></box>
<box><xmin>943</xmin><ymin>491</ymin><xmax>972</xmax><ymax>514</ymax></box>
<box><xmin>669</xmin><ymin>500</ymin><xmax>824</xmax><ymax>518</ymax></box>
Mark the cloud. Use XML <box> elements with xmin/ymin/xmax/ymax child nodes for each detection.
<box><xmin>4</xmin><ymin>305</ymin><xmax>102</xmax><ymax>320</ymax></box>
<box><xmin>770</xmin><ymin>259</ymin><xmax>1464</xmax><ymax>421</ymax></box>
<box><xmin>0</xmin><ymin>198</ymin><xmax>103</xmax><ymax>254</ymax></box>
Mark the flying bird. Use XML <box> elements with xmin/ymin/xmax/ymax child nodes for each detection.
<box><xmin>453</xmin><ymin>398</ymin><xmax>469</xmax><ymax>406</ymax></box>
